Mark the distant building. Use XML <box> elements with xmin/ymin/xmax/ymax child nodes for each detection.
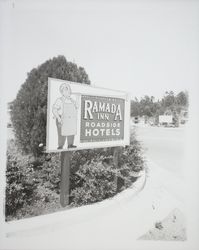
<box><xmin>158</xmin><ymin>115</ymin><xmax>173</xmax><ymax>127</ymax></box>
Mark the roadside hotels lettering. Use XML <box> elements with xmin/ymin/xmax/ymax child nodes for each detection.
<box><xmin>80</xmin><ymin>95</ymin><xmax>125</xmax><ymax>142</ymax></box>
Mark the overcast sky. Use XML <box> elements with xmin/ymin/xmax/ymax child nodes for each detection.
<box><xmin>1</xmin><ymin>0</ymin><xmax>199</xmax><ymax>102</ymax></box>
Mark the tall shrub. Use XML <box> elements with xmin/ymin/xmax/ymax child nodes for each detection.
<box><xmin>6</xmin><ymin>140</ymin><xmax>37</xmax><ymax>218</ymax></box>
<box><xmin>11</xmin><ymin>56</ymin><xmax>90</xmax><ymax>156</ymax></box>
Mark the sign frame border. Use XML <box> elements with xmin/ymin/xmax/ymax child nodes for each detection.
<box><xmin>46</xmin><ymin>77</ymin><xmax>131</xmax><ymax>153</ymax></box>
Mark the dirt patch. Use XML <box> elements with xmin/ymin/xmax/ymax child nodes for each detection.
<box><xmin>138</xmin><ymin>208</ymin><xmax>186</xmax><ymax>241</ymax></box>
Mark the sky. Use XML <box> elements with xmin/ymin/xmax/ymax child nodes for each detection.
<box><xmin>1</xmin><ymin>0</ymin><xmax>199</xmax><ymax>102</ymax></box>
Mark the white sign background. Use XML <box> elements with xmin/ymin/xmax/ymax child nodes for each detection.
<box><xmin>46</xmin><ymin>78</ymin><xmax>130</xmax><ymax>152</ymax></box>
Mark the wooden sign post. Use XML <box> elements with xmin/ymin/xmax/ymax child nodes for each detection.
<box><xmin>113</xmin><ymin>147</ymin><xmax>121</xmax><ymax>191</ymax></box>
<box><xmin>60</xmin><ymin>151</ymin><xmax>71</xmax><ymax>207</ymax></box>
<box><xmin>113</xmin><ymin>147</ymin><xmax>120</xmax><ymax>167</ymax></box>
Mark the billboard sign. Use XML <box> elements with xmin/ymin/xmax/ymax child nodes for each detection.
<box><xmin>46</xmin><ymin>78</ymin><xmax>130</xmax><ymax>152</ymax></box>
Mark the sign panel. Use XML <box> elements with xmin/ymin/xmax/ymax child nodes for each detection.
<box><xmin>46</xmin><ymin>78</ymin><xmax>130</xmax><ymax>152</ymax></box>
<box><xmin>159</xmin><ymin>115</ymin><xmax>173</xmax><ymax>124</ymax></box>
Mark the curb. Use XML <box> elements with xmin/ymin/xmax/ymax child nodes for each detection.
<box><xmin>111</xmin><ymin>169</ymin><xmax>147</xmax><ymax>204</ymax></box>
<box><xmin>5</xmin><ymin>169</ymin><xmax>147</xmax><ymax>238</ymax></box>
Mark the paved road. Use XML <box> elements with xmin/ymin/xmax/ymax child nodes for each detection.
<box><xmin>134</xmin><ymin>125</ymin><xmax>187</xmax><ymax>178</ymax></box>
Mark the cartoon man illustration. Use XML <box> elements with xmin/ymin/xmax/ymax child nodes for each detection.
<box><xmin>52</xmin><ymin>83</ymin><xmax>78</xmax><ymax>149</ymax></box>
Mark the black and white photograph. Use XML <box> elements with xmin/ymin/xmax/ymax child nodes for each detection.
<box><xmin>0</xmin><ymin>0</ymin><xmax>199</xmax><ymax>250</ymax></box>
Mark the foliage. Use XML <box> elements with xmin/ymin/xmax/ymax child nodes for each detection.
<box><xmin>176</xmin><ymin>91</ymin><xmax>188</xmax><ymax>107</ymax></box>
<box><xmin>6</xmin><ymin>132</ymin><xmax>145</xmax><ymax>220</ymax></box>
<box><xmin>5</xmin><ymin>139</ymin><xmax>62</xmax><ymax>219</ymax></box>
<box><xmin>5</xmin><ymin>140</ymin><xmax>37</xmax><ymax>218</ymax></box>
<box><xmin>70</xmin><ymin>133</ymin><xmax>145</xmax><ymax>206</ymax></box>
<box><xmin>70</xmin><ymin>161</ymin><xmax>117</xmax><ymax>206</ymax></box>
<box><xmin>119</xmin><ymin>133</ymin><xmax>144</xmax><ymax>173</ymax></box>
<box><xmin>10</xmin><ymin>55</ymin><xmax>90</xmax><ymax>156</ymax></box>
<box><xmin>131</xmin><ymin>91</ymin><xmax>188</xmax><ymax>118</ymax></box>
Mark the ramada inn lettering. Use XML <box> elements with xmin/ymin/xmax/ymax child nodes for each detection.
<box><xmin>84</xmin><ymin>100</ymin><xmax>122</xmax><ymax>121</ymax></box>
<box><xmin>80</xmin><ymin>96</ymin><xmax>125</xmax><ymax>142</ymax></box>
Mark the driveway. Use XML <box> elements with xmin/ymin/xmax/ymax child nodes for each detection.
<box><xmin>134</xmin><ymin>125</ymin><xmax>187</xmax><ymax>178</ymax></box>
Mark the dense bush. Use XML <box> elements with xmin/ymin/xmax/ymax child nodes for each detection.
<box><xmin>5</xmin><ymin>140</ymin><xmax>61</xmax><ymax>219</ymax></box>
<box><xmin>6</xmin><ymin>140</ymin><xmax>37</xmax><ymax>218</ymax></box>
<box><xmin>70</xmin><ymin>133</ymin><xmax>145</xmax><ymax>206</ymax></box>
<box><xmin>6</xmin><ymin>132</ymin><xmax>145</xmax><ymax>220</ymax></box>
<box><xmin>70</xmin><ymin>160</ymin><xmax>117</xmax><ymax>206</ymax></box>
<box><xmin>10</xmin><ymin>55</ymin><xmax>90</xmax><ymax>156</ymax></box>
<box><xmin>119</xmin><ymin>133</ymin><xmax>144</xmax><ymax>173</ymax></box>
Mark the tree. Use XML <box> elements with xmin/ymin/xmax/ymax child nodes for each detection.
<box><xmin>176</xmin><ymin>91</ymin><xmax>188</xmax><ymax>107</ymax></box>
<box><xmin>140</xmin><ymin>95</ymin><xmax>155</xmax><ymax>117</ymax></box>
<box><xmin>11</xmin><ymin>56</ymin><xmax>90</xmax><ymax>156</ymax></box>
<box><xmin>131</xmin><ymin>98</ymin><xmax>140</xmax><ymax>117</ymax></box>
<box><xmin>162</xmin><ymin>91</ymin><xmax>175</xmax><ymax>108</ymax></box>
<box><xmin>130</xmin><ymin>91</ymin><xmax>189</xmax><ymax>119</ymax></box>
